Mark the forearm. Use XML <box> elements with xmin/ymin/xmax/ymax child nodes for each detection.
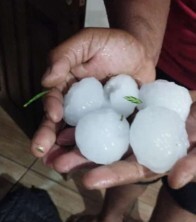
<box><xmin>104</xmin><ymin>0</ymin><xmax>171</xmax><ymax>65</ymax></box>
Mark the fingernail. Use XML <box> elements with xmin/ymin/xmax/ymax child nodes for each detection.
<box><xmin>177</xmin><ymin>174</ymin><xmax>194</xmax><ymax>189</ymax></box>
<box><xmin>36</xmin><ymin>145</ymin><xmax>45</xmax><ymax>153</ymax></box>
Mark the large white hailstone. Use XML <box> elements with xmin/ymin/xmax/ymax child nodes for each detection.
<box><xmin>75</xmin><ymin>108</ymin><xmax>130</xmax><ymax>164</ymax></box>
<box><xmin>138</xmin><ymin>79</ymin><xmax>192</xmax><ymax>121</ymax></box>
<box><xmin>130</xmin><ymin>106</ymin><xmax>189</xmax><ymax>173</ymax></box>
<box><xmin>104</xmin><ymin>74</ymin><xmax>139</xmax><ymax>118</ymax></box>
<box><xmin>64</xmin><ymin>77</ymin><xmax>105</xmax><ymax>126</ymax></box>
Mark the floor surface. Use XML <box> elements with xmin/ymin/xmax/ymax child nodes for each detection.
<box><xmin>0</xmin><ymin>106</ymin><xmax>161</xmax><ymax>221</ymax></box>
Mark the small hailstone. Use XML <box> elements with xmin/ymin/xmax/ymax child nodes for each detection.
<box><xmin>104</xmin><ymin>74</ymin><xmax>139</xmax><ymax>117</ymax></box>
<box><xmin>75</xmin><ymin>108</ymin><xmax>130</xmax><ymax>164</ymax></box>
<box><xmin>130</xmin><ymin>106</ymin><xmax>189</xmax><ymax>173</ymax></box>
<box><xmin>138</xmin><ymin>79</ymin><xmax>192</xmax><ymax>121</ymax></box>
<box><xmin>64</xmin><ymin>77</ymin><xmax>105</xmax><ymax>126</ymax></box>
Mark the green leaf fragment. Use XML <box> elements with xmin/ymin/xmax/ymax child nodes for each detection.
<box><xmin>124</xmin><ymin>96</ymin><xmax>142</xmax><ymax>104</ymax></box>
<box><xmin>23</xmin><ymin>90</ymin><xmax>49</xmax><ymax>108</ymax></box>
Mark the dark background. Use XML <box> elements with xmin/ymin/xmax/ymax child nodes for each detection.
<box><xmin>0</xmin><ymin>0</ymin><xmax>86</xmax><ymax>136</ymax></box>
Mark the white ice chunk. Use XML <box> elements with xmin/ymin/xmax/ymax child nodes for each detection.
<box><xmin>130</xmin><ymin>106</ymin><xmax>189</xmax><ymax>173</ymax></box>
<box><xmin>64</xmin><ymin>77</ymin><xmax>105</xmax><ymax>126</ymax></box>
<box><xmin>104</xmin><ymin>74</ymin><xmax>139</xmax><ymax>118</ymax></box>
<box><xmin>76</xmin><ymin>108</ymin><xmax>130</xmax><ymax>164</ymax></box>
<box><xmin>138</xmin><ymin>79</ymin><xmax>192</xmax><ymax>121</ymax></box>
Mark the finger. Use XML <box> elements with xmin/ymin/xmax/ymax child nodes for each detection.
<box><xmin>31</xmin><ymin>118</ymin><xmax>61</xmax><ymax>157</ymax></box>
<box><xmin>42</xmin><ymin>28</ymin><xmax>116</xmax><ymax>87</ymax></box>
<box><xmin>71</xmin><ymin>33</ymin><xmax>156</xmax><ymax>84</ymax></box>
<box><xmin>42</xmin><ymin>144</ymin><xmax>66</xmax><ymax>167</ymax></box>
<box><xmin>43</xmin><ymin>88</ymin><xmax>64</xmax><ymax>122</ymax></box>
<box><xmin>186</xmin><ymin>103</ymin><xmax>196</xmax><ymax>143</ymax></box>
<box><xmin>56</xmin><ymin>127</ymin><xmax>75</xmax><ymax>146</ymax></box>
<box><xmin>41</xmin><ymin>29</ymin><xmax>98</xmax><ymax>87</ymax></box>
<box><xmin>42</xmin><ymin>57</ymin><xmax>73</xmax><ymax>88</ymax></box>
<box><xmin>53</xmin><ymin>149</ymin><xmax>91</xmax><ymax>173</ymax></box>
<box><xmin>41</xmin><ymin>128</ymin><xmax>76</xmax><ymax>166</ymax></box>
<box><xmin>190</xmin><ymin>101</ymin><xmax>196</xmax><ymax>117</ymax></box>
<box><xmin>82</xmin><ymin>157</ymin><xmax>158</xmax><ymax>190</ymax></box>
<box><xmin>190</xmin><ymin>91</ymin><xmax>196</xmax><ymax>102</ymax></box>
<box><xmin>168</xmin><ymin>148</ymin><xmax>196</xmax><ymax>189</ymax></box>
<box><xmin>136</xmin><ymin>59</ymin><xmax>156</xmax><ymax>85</ymax></box>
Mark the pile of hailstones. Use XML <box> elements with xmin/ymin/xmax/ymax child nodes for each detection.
<box><xmin>63</xmin><ymin>74</ymin><xmax>192</xmax><ymax>174</ymax></box>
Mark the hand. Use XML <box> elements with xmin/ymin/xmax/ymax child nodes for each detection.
<box><xmin>46</xmin><ymin>101</ymin><xmax>196</xmax><ymax>190</ymax></box>
<box><xmin>168</xmin><ymin>101</ymin><xmax>196</xmax><ymax>189</ymax></box>
<box><xmin>30</xmin><ymin>28</ymin><xmax>156</xmax><ymax>188</ymax></box>
<box><xmin>42</xmin><ymin>28</ymin><xmax>155</xmax><ymax>88</ymax></box>
<box><xmin>82</xmin><ymin>100</ymin><xmax>196</xmax><ymax>190</ymax></box>
<box><xmin>31</xmin><ymin>28</ymin><xmax>155</xmax><ymax>156</ymax></box>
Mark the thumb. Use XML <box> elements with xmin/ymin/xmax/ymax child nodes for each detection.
<box><xmin>133</xmin><ymin>58</ymin><xmax>156</xmax><ymax>85</ymax></box>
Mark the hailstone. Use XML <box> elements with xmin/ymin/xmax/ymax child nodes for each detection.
<box><xmin>130</xmin><ymin>106</ymin><xmax>189</xmax><ymax>173</ymax></box>
<box><xmin>104</xmin><ymin>74</ymin><xmax>139</xmax><ymax>117</ymax></box>
<box><xmin>138</xmin><ymin>79</ymin><xmax>192</xmax><ymax>121</ymax></box>
<box><xmin>75</xmin><ymin>108</ymin><xmax>130</xmax><ymax>164</ymax></box>
<box><xmin>64</xmin><ymin>77</ymin><xmax>105</xmax><ymax>126</ymax></box>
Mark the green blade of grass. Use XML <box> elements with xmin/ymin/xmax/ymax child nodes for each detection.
<box><xmin>124</xmin><ymin>96</ymin><xmax>142</xmax><ymax>104</ymax></box>
<box><xmin>23</xmin><ymin>90</ymin><xmax>49</xmax><ymax>108</ymax></box>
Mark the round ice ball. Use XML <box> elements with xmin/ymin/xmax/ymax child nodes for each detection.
<box><xmin>138</xmin><ymin>79</ymin><xmax>192</xmax><ymax>121</ymax></box>
<box><xmin>75</xmin><ymin>108</ymin><xmax>130</xmax><ymax>165</ymax></box>
<box><xmin>130</xmin><ymin>106</ymin><xmax>189</xmax><ymax>173</ymax></box>
<box><xmin>64</xmin><ymin>77</ymin><xmax>105</xmax><ymax>126</ymax></box>
<box><xmin>104</xmin><ymin>74</ymin><xmax>139</xmax><ymax>118</ymax></box>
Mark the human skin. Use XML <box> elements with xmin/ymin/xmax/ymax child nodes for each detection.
<box><xmin>103</xmin><ymin>0</ymin><xmax>196</xmax><ymax>189</ymax></box>
<box><xmin>31</xmin><ymin>0</ymin><xmax>196</xmax><ymax>189</ymax></box>
<box><xmin>29</xmin><ymin>1</ymin><xmax>196</xmax><ymax>221</ymax></box>
<box><xmin>30</xmin><ymin>28</ymin><xmax>158</xmax><ymax>184</ymax></box>
<box><xmin>104</xmin><ymin>0</ymin><xmax>171</xmax><ymax>65</ymax></box>
<box><xmin>31</xmin><ymin>28</ymin><xmax>156</xmax><ymax>158</ymax></box>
